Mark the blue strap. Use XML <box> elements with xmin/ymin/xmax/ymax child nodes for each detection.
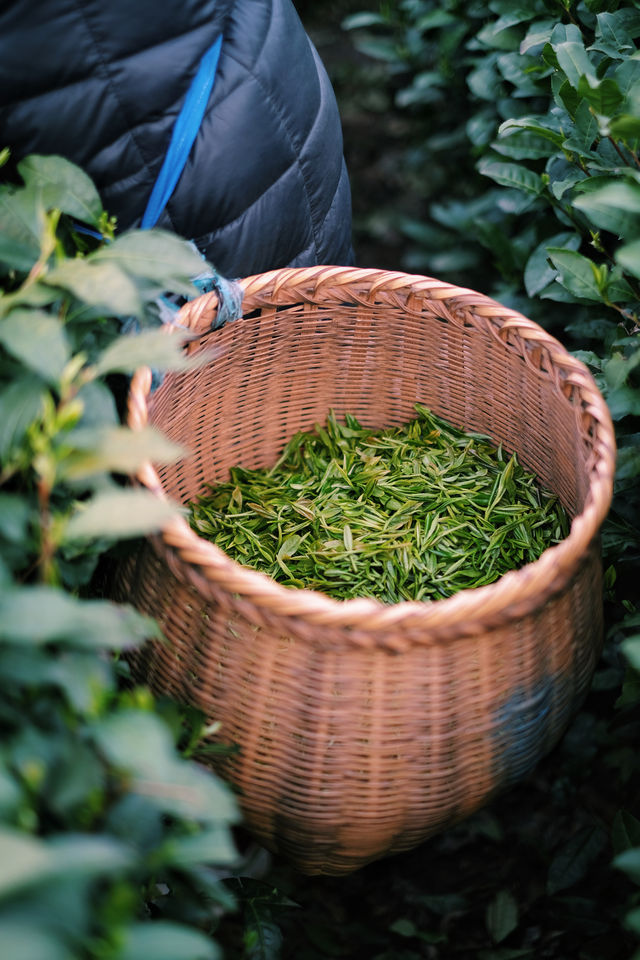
<box><xmin>73</xmin><ymin>29</ymin><xmax>243</xmax><ymax>383</ymax></box>
<box><xmin>141</xmin><ymin>34</ymin><xmax>223</xmax><ymax>230</ymax></box>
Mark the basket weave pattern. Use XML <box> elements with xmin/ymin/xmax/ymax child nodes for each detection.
<box><xmin>119</xmin><ymin>267</ymin><xmax>615</xmax><ymax>875</ymax></box>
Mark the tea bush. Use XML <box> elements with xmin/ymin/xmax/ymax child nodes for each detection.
<box><xmin>0</xmin><ymin>152</ymin><xmax>240</xmax><ymax>959</ymax></box>
<box><xmin>339</xmin><ymin>0</ymin><xmax>640</xmax><ymax>950</ymax></box>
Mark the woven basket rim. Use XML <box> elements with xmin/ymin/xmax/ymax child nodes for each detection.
<box><xmin>128</xmin><ymin>265</ymin><xmax>616</xmax><ymax>640</ymax></box>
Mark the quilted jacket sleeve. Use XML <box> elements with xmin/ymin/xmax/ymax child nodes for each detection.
<box><xmin>0</xmin><ymin>0</ymin><xmax>353</xmax><ymax>275</ymax></box>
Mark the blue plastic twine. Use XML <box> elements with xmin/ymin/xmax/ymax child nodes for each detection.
<box><xmin>138</xmin><ymin>31</ymin><xmax>244</xmax><ymax>385</ymax></box>
<box><xmin>76</xmin><ymin>31</ymin><xmax>243</xmax><ymax>393</ymax></box>
<box><xmin>141</xmin><ymin>34</ymin><xmax>223</xmax><ymax>230</ymax></box>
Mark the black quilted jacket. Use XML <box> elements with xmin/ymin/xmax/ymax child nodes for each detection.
<box><xmin>0</xmin><ymin>0</ymin><xmax>353</xmax><ymax>276</ymax></box>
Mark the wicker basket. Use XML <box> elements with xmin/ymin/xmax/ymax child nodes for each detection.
<box><xmin>119</xmin><ymin>266</ymin><xmax>615</xmax><ymax>876</ymax></box>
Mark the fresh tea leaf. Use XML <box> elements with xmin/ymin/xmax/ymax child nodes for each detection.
<box><xmin>44</xmin><ymin>259</ymin><xmax>142</xmax><ymax>317</ymax></box>
<box><xmin>612</xmin><ymin>810</ymin><xmax>640</xmax><ymax>855</ymax></box>
<box><xmin>114</xmin><ymin>922</ymin><xmax>220</xmax><ymax>960</ymax></box>
<box><xmin>547</xmin><ymin>825</ymin><xmax>608</xmax><ymax>894</ymax></box>
<box><xmin>0</xmin><ymin>585</ymin><xmax>157</xmax><ymax>649</ymax></box>
<box><xmin>64</xmin><ymin>488</ymin><xmax>182</xmax><ymax>541</ymax></box>
<box><xmin>91</xmin><ymin>229</ymin><xmax>205</xmax><ymax>297</ymax></box>
<box><xmin>0</xmin><ymin>184</ymin><xmax>43</xmax><ymax>273</ymax></box>
<box><xmin>0</xmin><ymin>309</ymin><xmax>70</xmax><ymax>383</ymax></box>
<box><xmin>189</xmin><ymin>408</ymin><xmax>569</xmax><ymax>604</ymax></box>
<box><xmin>94</xmin><ymin>328</ymin><xmax>190</xmax><ymax>376</ymax></box>
<box><xmin>17</xmin><ymin>154</ymin><xmax>102</xmax><ymax>227</ymax></box>
<box><xmin>486</xmin><ymin>890</ymin><xmax>519</xmax><ymax>944</ymax></box>
<box><xmin>0</xmin><ymin>376</ymin><xmax>46</xmax><ymax>460</ymax></box>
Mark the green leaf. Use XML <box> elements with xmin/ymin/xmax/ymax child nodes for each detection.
<box><xmin>553</xmin><ymin>75</ymin><xmax>581</xmax><ymax>118</ymax></box>
<box><xmin>498</xmin><ymin>116</ymin><xmax>564</xmax><ymax>148</ymax></box>
<box><xmin>615</xmin><ymin>238</ymin><xmax>640</xmax><ymax>278</ymax></box>
<box><xmin>0</xmin><ymin>585</ymin><xmax>157</xmax><ymax>649</ymax></box>
<box><xmin>595</xmin><ymin>10</ymin><xmax>640</xmax><ymax>47</ymax></box>
<box><xmin>546</xmin><ymin>248</ymin><xmax>603</xmax><ymax>300</ymax></box>
<box><xmin>603</xmin><ymin>349</ymin><xmax>640</xmax><ymax>389</ymax></box>
<box><xmin>467</xmin><ymin>109</ymin><xmax>499</xmax><ymax>147</ymax></box>
<box><xmin>524</xmin><ymin>232</ymin><xmax>581</xmax><ymax>297</ymax></box>
<box><xmin>615</xmin><ymin>846</ymin><xmax>640</xmax><ymax>884</ymax></box>
<box><xmin>0</xmin><ymin>767</ymin><xmax>21</xmax><ymax>817</ymax></box>
<box><xmin>607</xmin><ymin>384</ymin><xmax>640</xmax><ymax>419</ymax></box>
<box><xmin>573</xmin><ymin>180</ymin><xmax>640</xmax><ymax>239</ymax></box>
<box><xmin>341</xmin><ymin>11</ymin><xmax>386</xmax><ymax>30</ymax></box>
<box><xmin>617</xmin><ymin>60</ymin><xmax>640</xmax><ymax>117</ymax></box>
<box><xmin>92</xmin><ymin>710</ymin><xmax>238</xmax><ymax>823</ymax></box>
<box><xmin>477</xmin><ymin>21</ymin><xmax>523</xmax><ymax>51</ymax></box>
<box><xmin>64</xmin><ymin>488</ymin><xmax>182</xmax><ymax>541</ymax></box>
<box><xmin>0</xmin><ymin>281</ymin><xmax>60</xmax><ymax>317</ymax></box>
<box><xmin>62</xmin><ymin>425</ymin><xmax>184</xmax><ymax>480</ymax></box>
<box><xmin>76</xmin><ymin>380</ymin><xmax>119</xmax><ymax>428</ymax></box>
<box><xmin>609</xmin><ymin>114</ymin><xmax>640</xmax><ymax>139</ymax></box>
<box><xmin>114</xmin><ymin>922</ymin><xmax>220</xmax><ymax>960</ymax></box>
<box><xmin>547</xmin><ymin>825</ymin><xmax>607</xmax><ymax>894</ymax></box>
<box><xmin>350</xmin><ymin>35</ymin><xmax>400</xmax><ymax>63</ymax></box>
<box><xmin>486</xmin><ymin>890</ymin><xmax>519</xmax><ymax>944</ymax></box>
<box><xmin>165</xmin><ymin>825</ymin><xmax>239</xmax><ymax>868</ymax></box>
<box><xmin>520</xmin><ymin>20</ymin><xmax>557</xmax><ymax>56</ymax></box>
<box><xmin>94</xmin><ymin>328</ymin><xmax>190</xmax><ymax>376</ymax></box>
<box><xmin>576</xmin><ymin>75</ymin><xmax>624</xmax><ymax>117</ymax></box>
<box><xmin>622</xmin><ymin>635</ymin><xmax>640</xmax><ymax>671</ymax></box>
<box><xmin>615</xmin><ymin>443</ymin><xmax>640</xmax><ymax>481</ymax></box>
<box><xmin>603</xmin><ymin>268</ymin><xmax>635</xmax><ymax>303</ymax></box>
<box><xmin>0</xmin><ymin>375</ymin><xmax>46</xmax><ymax>460</ymax></box>
<box><xmin>468</xmin><ymin>56</ymin><xmax>504</xmax><ymax>102</ymax></box>
<box><xmin>17</xmin><ymin>154</ymin><xmax>102</xmax><ymax>228</ymax></box>
<box><xmin>552</xmin><ymin>27</ymin><xmax>596</xmax><ymax>88</ymax></box>
<box><xmin>91</xmin><ymin>229</ymin><xmax>205</xmax><ymax>297</ymax></box>
<box><xmin>492</xmin><ymin>130</ymin><xmax>556</xmax><ymax>160</ymax></box>
<box><xmin>626</xmin><ymin>908</ymin><xmax>640</xmax><ymax>935</ymax></box>
<box><xmin>0</xmin><ymin>922</ymin><xmax>68</xmax><ymax>960</ymax></box>
<box><xmin>477</xmin><ymin>159</ymin><xmax>544</xmax><ymax>195</ymax></box>
<box><xmin>496</xmin><ymin>51</ymin><xmax>548</xmax><ymax>94</ymax></box>
<box><xmin>47</xmin><ymin>739</ymin><xmax>106</xmax><ymax>816</ymax></box>
<box><xmin>612</xmin><ymin>810</ymin><xmax>640</xmax><ymax>855</ymax></box>
<box><xmin>277</xmin><ymin>534</ymin><xmax>302</xmax><ymax>561</ymax></box>
<box><xmin>46</xmin><ymin>650</ymin><xmax>114</xmax><ymax>714</ymax></box>
<box><xmin>0</xmin><ymin>184</ymin><xmax>43</xmax><ymax>273</ymax></box>
<box><xmin>0</xmin><ymin>493</ymin><xmax>31</xmax><ymax>543</ymax></box>
<box><xmin>573</xmin><ymin>99</ymin><xmax>600</xmax><ymax>149</ymax></box>
<box><xmin>0</xmin><ymin>309</ymin><xmax>70</xmax><ymax>383</ymax></box>
<box><xmin>44</xmin><ymin>259</ymin><xmax>142</xmax><ymax>317</ymax></box>
<box><xmin>390</xmin><ymin>918</ymin><xmax>417</xmax><ymax>937</ymax></box>
<box><xmin>549</xmin><ymin>168</ymin><xmax>589</xmax><ymax>201</ymax></box>
<box><xmin>0</xmin><ymin>829</ymin><xmax>130</xmax><ymax>899</ymax></box>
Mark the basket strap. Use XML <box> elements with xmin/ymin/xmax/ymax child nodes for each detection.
<box><xmin>141</xmin><ymin>34</ymin><xmax>224</xmax><ymax>230</ymax></box>
<box><xmin>74</xmin><ymin>30</ymin><xmax>243</xmax><ymax>364</ymax></box>
<box><xmin>139</xmin><ymin>32</ymin><xmax>244</xmax><ymax>335</ymax></box>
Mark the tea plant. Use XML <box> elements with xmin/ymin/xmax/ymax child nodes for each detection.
<box><xmin>0</xmin><ymin>152</ymin><xmax>240</xmax><ymax>959</ymax></box>
<box><xmin>264</xmin><ymin>2</ymin><xmax>640</xmax><ymax>956</ymax></box>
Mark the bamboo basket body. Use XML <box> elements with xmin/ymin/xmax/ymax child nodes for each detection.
<box><xmin>119</xmin><ymin>267</ymin><xmax>615</xmax><ymax>875</ymax></box>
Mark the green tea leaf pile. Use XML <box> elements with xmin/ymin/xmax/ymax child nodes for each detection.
<box><xmin>189</xmin><ymin>405</ymin><xmax>569</xmax><ymax>603</ymax></box>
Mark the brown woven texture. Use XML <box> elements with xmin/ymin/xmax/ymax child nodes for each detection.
<box><xmin>117</xmin><ymin>266</ymin><xmax>615</xmax><ymax>875</ymax></box>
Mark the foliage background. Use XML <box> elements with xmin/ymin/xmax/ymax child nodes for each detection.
<box><xmin>0</xmin><ymin>154</ymin><xmax>242</xmax><ymax>959</ymax></box>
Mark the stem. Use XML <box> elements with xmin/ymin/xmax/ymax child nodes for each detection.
<box><xmin>608</xmin><ymin>135</ymin><xmax>640</xmax><ymax>171</ymax></box>
<box><xmin>606</xmin><ymin>301</ymin><xmax>640</xmax><ymax>335</ymax></box>
<box><xmin>555</xmin><ymin>0</ymin><xmax>580</xmax><ymax>29</ymax></box>
<box><xmin>37</xmin><ymin>476</ymin><xmax>56</xmax><ymax>585</ymax></box>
